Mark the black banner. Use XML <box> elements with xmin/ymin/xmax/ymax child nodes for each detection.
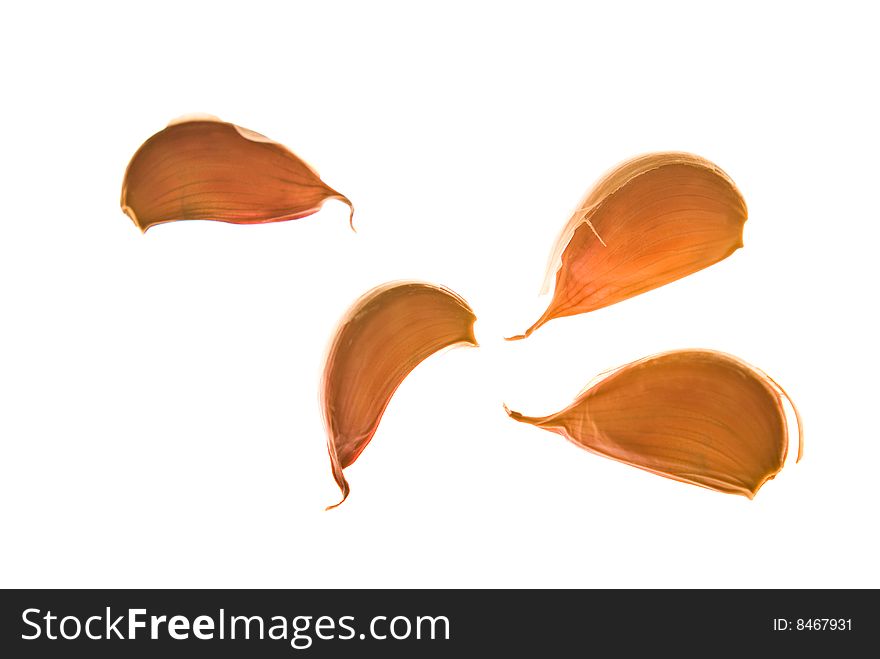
<box><xmin>0</xmin><ymin>589</ymin><xmax>872</xmax><ymax>656</ymax></box>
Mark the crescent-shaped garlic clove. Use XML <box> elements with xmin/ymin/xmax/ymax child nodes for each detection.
<box><xmin>322</xmin><ymin>281</ymin><xmax>478</xmax><ymax>509</ymax></box>
<box><xmin>120</xmin><ymin>116</ymin><xmax>353</xmax><ymax>233</ymax></box>
<box><xmin>509</xmin><ymin>152</ymin><xmax>747</xmax><ymax>339</ymax></box>
<box><xmin>505</xmin><ymin>349</ymin><xmax>802</xmax><ymax>498</ymax></box>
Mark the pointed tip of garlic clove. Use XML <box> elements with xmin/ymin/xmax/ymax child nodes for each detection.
<box><xmin>325</xmin><ymin>482</ymin><xmax>351</xmax><ymax>511</ymax></box>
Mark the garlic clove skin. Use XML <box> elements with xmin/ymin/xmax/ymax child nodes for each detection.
<box><xmin>510</xmin><ymin>152</ymin><xmax>747</xmax><ymax>340</ymax></box>
<box><xmin>505</xmin><ymin>349</ymin><xmax>801</xmax><ymax>498</ymax></box>
<box><xmin>322</xmin><ymin>281</ymin><xmax>478</xmax><ymax>509</ymax></box>
<box><xmin>121</xmin><ymin>116</ymin><xmax>352</xmax><ymax>233</ymax></box>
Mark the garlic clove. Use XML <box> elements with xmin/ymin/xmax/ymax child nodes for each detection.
<box><xmin>505</xmin><ymin>349</ymin><xmax>801</xmax><ymax>498</ymax></box>
<box><xmin>322</xmin><ymin>281</ymin><xmax>478</xmax><ymax>508</ymax></box>
<box><xmin>121</xmin><ymin>116</ymin><xmax>352</xmax><ymax>233</ymax></box>
<box><xmin>510</xmin><ymin>152</ymin><xmax>747</xmax><ymax>340</ymax></box>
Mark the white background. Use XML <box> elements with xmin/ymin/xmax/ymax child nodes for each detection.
<box><xmin>1</xmin><ymin>1</ymin><xmax>877</xmax><ymax>588</ymax></box>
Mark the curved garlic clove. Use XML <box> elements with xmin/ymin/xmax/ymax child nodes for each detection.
<box><xmin>509</xmin><ymin>152</ymin><xmax>747</xmax><ymax>339</ymax></box>
<box><xmin>505</xmin><ymin>349</ymin><xmax>802</xmax><ymax>498</ymax></box>
<box><xmin>322</xmin><ymin>281</ymin><xmax>478</xmax><ymax>509</ymax></box>
<box><xmin>120</xmin><ymin>116</ymin><xmax>352</xmax><ymax>233</ymax></box>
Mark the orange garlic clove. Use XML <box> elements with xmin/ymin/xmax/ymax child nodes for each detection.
<box><xmin>505</xmin><ymin>349</ymin><xmax>802</xmax><ymax>498</ymax></box>
<box><xmin>509</xmin><ymin>152</ymin><xmax>747</xmax><ymax>339</ymax></box>
<box><xmin>120</xmin><ymin>115</ymin><xmax>352</xmax><ymax>233</ymax></box>
<box><xmin>322</xmin><ymin>281</ymin><xmax>478</xmax><ymax>509</ymax></box>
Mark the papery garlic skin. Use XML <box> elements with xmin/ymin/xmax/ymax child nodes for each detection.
<box><xmin>512</xmin><ymin>153</ymin><xmax>747</xmax><ymax>339</ymax></box>
<box><xmin>322</xmin><ymin>282</ymin><xmax>478</xmax><ymax>509</ymax></box>
<box><xmin>505</xmin><ymin>350</ymin><xmax>801</xmax><ymax>498</ymax></box>
<box><xmin>121</xmin><ymin>117</ymin><xmax>352</xmax><ymax>233</ymax></box>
